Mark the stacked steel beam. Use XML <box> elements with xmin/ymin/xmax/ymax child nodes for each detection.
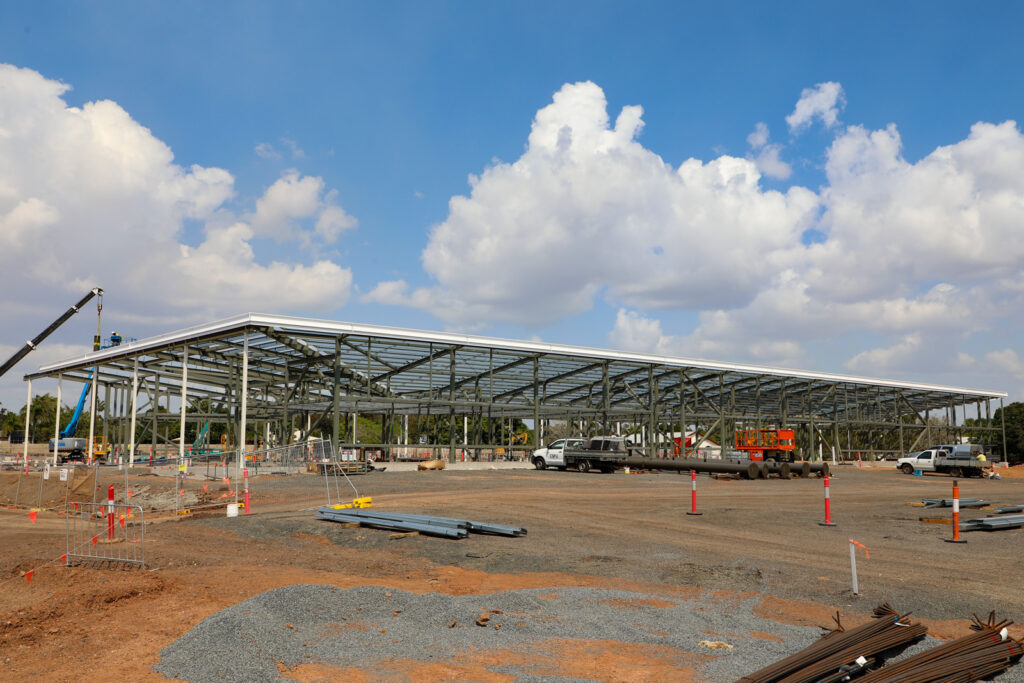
<box><xmin>739</xmin><ymin>604</ymin><xmax>926</xmax><ymax>683</ymax></box>
<box><xmin>961</xmin><ymin>513</ymin><xmax>1024</xmax><ymax>531</ymax></box>
<box><xmin>921</xmin><ymin>498</ymin><xmax>999</xmax><ymax>509</ymax></box>
<box><xmin>316</xmin><ymin>507</ymin><xmax>526</xmax><ymax>539</ymax></box>
<box><xmin>857</xmin><ymin>612</ymin><xmax>1023</xmax><ymax>682</ymax></box>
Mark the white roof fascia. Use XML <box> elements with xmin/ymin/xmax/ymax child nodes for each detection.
<box><xmin>28</xmin><ymin>312</ymin><xmax>1007</xmax><ymax>399</ymax></box>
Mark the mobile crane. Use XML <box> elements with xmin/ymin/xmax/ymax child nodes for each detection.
<box><xmin>1</xmin><ymin>288</ymin><xmax>103</xmax><ymax>460</ymax></box>
<box><xmin>0</xmin><ymin>287</ymin><xmax>104</xmax><ymax>379</ymax></box>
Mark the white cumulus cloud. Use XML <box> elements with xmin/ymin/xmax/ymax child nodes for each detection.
<box><xmin>787</xmin><ymin>81</ymin><xmax>845</xmax><ymax>131</ymax></box>
<box><xmin>386</xmin><ymin>81</ymin><xmax>818</xmax><ymax>327</ymax></box>
<box><xmin>0</xmin><ymin>63</ymin><xmax>356</xmax><ymax>376</ymax></box>
<box><xmin>746</xmin><ymin>123</ymin><xmax>792</xmax><ymax>180</ymax></box>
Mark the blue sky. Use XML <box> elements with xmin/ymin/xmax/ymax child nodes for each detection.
<box><xmin>2</xmin><ymin>1</ymin><xmax>1024</xmax><ymax>412</ymax></box>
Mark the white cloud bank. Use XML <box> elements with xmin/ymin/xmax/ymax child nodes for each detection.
<box><xmin>368</xmin><ymin>80</ymin><xmax>1024</xmax><ymax>392</ymax></box>
<box><xmin>366</xmin><ymin>81</ymin><xmax>818</xmax><ymax>326</ymax></box>
<box><xmin>0</xmin><ymin>64</ymin><xmax>355</xmax><ymax>323</ymax></box>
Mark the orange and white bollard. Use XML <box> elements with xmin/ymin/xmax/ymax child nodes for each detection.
<box><xmin>107</xmin><ymin>484</ymin><xmax>115</xmax><ymax>539</ymax></box>
<box><xmin>686</xmin><ymin>469</ymin><xmax>702</xmax><ymax>515</ymax></box>
<box><xmin>243</xmin><ymin>468</ymin><xmax>250</xmax><ymax>514</ymax></box>
<box><xmin>944</xmin><ymin>479</ymin><xmax>967</xmax><ymax>543</ymax></box>
<box><xmin>819</xmin><ymin>474</ymin><xmax>836</xmax><ymax>526</ymax></box>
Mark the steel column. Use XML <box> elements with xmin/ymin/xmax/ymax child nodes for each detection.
<box><xmin>130</xmin><ymin>357</ymin><xmax>138</xmax><ymax>466</ymax></box>
<box><xmin>53</xmin><ymin>375</ymin><xmax>62</xmax><ymax>466</ymax></box>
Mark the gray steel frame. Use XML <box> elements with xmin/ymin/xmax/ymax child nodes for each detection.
<box><xmin>24</xmin><ymin>314</ymin><xmax>1008</xmax><ymax>462</ymax></box>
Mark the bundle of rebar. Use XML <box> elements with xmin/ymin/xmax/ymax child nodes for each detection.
<box><xmin>739</xmin><ymin>604</ymin><xmax>925</xmax><ymax>683</ymax></box>
<box><xmin>857</xmin><ymin>612</ymin><xmax>1023</xmax><ymax>682</ymax></box>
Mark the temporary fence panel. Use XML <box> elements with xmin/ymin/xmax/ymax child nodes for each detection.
<box><xmin>239</xmin><ymin>440</ymin><xmax>335</xmax><ymax>474</ymax></box>
<box><xmin>65</xmin><ymin>501</ymin><xmax>145</xmax><ymax>568</ymax></box>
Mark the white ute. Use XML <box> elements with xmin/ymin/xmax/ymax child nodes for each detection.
<box><xmin>896</xmin><ymin>444</ymin><xmax>988</xmax><ymax>478</ymax></box>
<box><xmin>531</xmin><ymin>439</ymin><xmax>583</xmax><ymax>470</ymax></box>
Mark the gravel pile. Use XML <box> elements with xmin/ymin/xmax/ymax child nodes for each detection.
<box><xmin>156</xmin><ymin>585</ymin><xmax>1024</xmax><ymax>682</ymax></box>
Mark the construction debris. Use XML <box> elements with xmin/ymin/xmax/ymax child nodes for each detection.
<box><xmin>316</xmin><ymin>507</ymin><xmax>526</xmax><ymax>539</ymax></box>
<box><xmin>417</xmin><ymin>459</ymin><xmax>446</xmax><ymax>471</ymax></box>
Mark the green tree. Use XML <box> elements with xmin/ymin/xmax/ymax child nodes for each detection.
<box><xmin>993</xmin><ymin>402</ymin><xmax>1024</xmax><ymax>465</ymax></box>
<box><xmin>10</xmin><ymin>394</ymin><xmax>104</xmax><ymax>442</ymax></box>
<box><xmin>0</xmin><ymin>405</ymin><xmax>19</xmax><ymax>438</ymax></box>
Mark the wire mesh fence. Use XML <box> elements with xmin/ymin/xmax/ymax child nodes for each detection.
<box><xmin>5</xmin><ymin>440</ymin><xmax>375</xmax><ymax>519</ymax></box>
<box><xmin>65</xmin><ymin>501</ymin><xmax>145</xmax><ymax>568</ymax></box>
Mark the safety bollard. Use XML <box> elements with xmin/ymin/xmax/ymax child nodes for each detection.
<box><xmin>819</xmin><ymin>474</ymin><xmax>836</xmax><ymax>526</ymax></box>
<box><xmin>107</xmin><ymin>484</ymin><xmax>115</xmax><ymax>539</ymax></box>
<box><xmin>686</xmin><ymin>469</ymin><xmax>702</xmax><ymax>515</ymax></box>
<box><xmin>943</xmin><ymin>479</ymin><xmax>967</xmax><ymax>543</ymax></box>
<box><xmin>243</xmin><ymin>468</ymin><xmax>250</xmax><ymax>514</ymax></box>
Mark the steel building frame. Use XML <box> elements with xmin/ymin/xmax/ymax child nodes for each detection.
<box><xmin>23</xmin><ymin>313</ymin><xmax>1008</xmax><ymax>468</ymax></box>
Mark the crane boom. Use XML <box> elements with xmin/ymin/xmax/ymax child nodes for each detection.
<box><xmin>0</xmin><ymin>287</ymin><xmax>104</xmax><ymax>379</ymax></box>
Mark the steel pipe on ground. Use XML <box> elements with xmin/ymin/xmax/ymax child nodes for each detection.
<box><xmin>763</xmin><ymin>461</ymin><xmax>792</xmax><ymax>479</ymax></box>
<box><xmin>624</xmin><ymin>458</ymin><xmax>761</xmax><ymax>479</ymax></box>
<box><xmin>790</xmin><ymin>462</ymin><xmax>811</xmax><ymax>478</ymax></box>
<box><xmin>808</xmin><ymin>461</ymin><xmax>830</xmax><ymax>477</ymax></box>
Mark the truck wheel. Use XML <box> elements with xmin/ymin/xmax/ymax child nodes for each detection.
<box><xmin>533</xmin><ymin>457</ymin><xmax>546</xmax><ymax>470</ymax></box>
<box><xmin>578</xmin><ymin>460</ymin><xmax>591</xmax><ymax>473</ymax></box>
<box><xmin>954</xmin><ymin>467</ymin><xmax>964</xmax><ymax>478</ymax></box>
<box><xmin>900</xmin><ymin>463</ymin><xmax>913</xmax><ymax>475</ymax></box>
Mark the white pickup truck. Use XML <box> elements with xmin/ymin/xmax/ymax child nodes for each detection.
<box><xmin>531</xmin><ymin>439</ymin><xmax>584</xmax><ymax>470</ymax></box>
<box><xmin>896</xmin><ymin>444</ymin><xmax>988</xmax><ymax>478</ymax></box>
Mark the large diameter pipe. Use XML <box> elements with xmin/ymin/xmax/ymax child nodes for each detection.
<box><xmin>808</xmin><ymin>461</ymin><xmax>830</xmax><ymax>477</ymax></box>
<box><xmin>624</xmin><ymin>457</ymin><xmax>760</xmax><ymax>479</ymax></box>
<box><xmin>790</xmin><ymin>462</ymin><xmax>811</xmax><ymax>478</ymax></box>
<box><xmin>763</xmin><ymin>461</ymin><xmax>792</xmax><ymax>479</ymax></box>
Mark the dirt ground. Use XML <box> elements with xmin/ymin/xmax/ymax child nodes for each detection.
<box><xmin>1</xmin><ymin>464</ymin><xmax>1022</xmax><ymax>681</ymax></box>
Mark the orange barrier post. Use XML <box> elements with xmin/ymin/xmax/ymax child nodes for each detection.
<box><xmin>819</xmin><ymin>474</ymin><xmax>836</xmax><ymax>526</ymax></box>
<box><xmin>107</xmin><ymin>484</ymin><xmax>115</xmax><ymax>539</ymax></box>
<box><xmin>686</xmin><ymin>469</ymin><xmax>702</xmax><ymax>515</ymax></box>
<box><xmin>944</xmin><ymin>479</ymin><xmax>967</xmax><ymax>544</ymax></box>
<box><xmin>243</xmin><ymin>468</ymin><xmax>250</xmax><ymax>514</ymax></box>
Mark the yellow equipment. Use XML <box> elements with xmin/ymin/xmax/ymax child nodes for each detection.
<box><xmin>327</xmin><ymin>496</ymin><xmax>373</xmax><ymax>510</ymax></box>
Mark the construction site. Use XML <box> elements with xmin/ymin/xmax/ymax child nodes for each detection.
<box><xmin>2</xmin><ymin>299</ymin><xmax>1023</xmax><ymax>681</ymax></box>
